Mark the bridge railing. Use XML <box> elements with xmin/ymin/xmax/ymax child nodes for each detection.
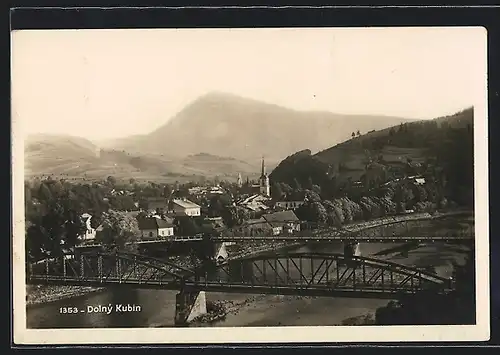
<box><xmin>186</xmin><ymin>252</ymin><xmax>454</xmax><ymax>296</ymax></box>
<box><xmin>27</xmin><ymin>251</ymin><xmax>195</xmax><ymax>286</ymax></box>
<box><xmin>27</xmin><ymin>250</ymin><xmax>456</xmax><ymax>297</ymax></box>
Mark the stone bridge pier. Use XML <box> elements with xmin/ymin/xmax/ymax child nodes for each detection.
<box><xmin>214</xmin><ymin>242</ymin><xmax>233</xmax><ymax>263</ymax></box>
<box><xmin>343</xmin><ymin>242</ymin><xmax>361</xmax><ymax>258</ymax></box>
<box><xmin>174</xmin><ymin>290</ymin><xmax>207</xmax><ymax>326</ymax></box>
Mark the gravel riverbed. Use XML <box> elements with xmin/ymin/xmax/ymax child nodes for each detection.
<box><xmin>26</xmin><ymin>285</ymin><xmax>105</xmax><ymax>307</ymax></box>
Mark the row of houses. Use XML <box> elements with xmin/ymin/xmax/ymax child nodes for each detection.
<box><xmin>78</xmin><ymin>198</ymin><xmax>202</xmax><ymax>242</ymax></box>
<box><xmin>243</xmin><ymin>210</ymin><xmax>301</xmax><ymax>236</ymax></box>
<box><xmin>235</xmin><ymin>193</ymin><xmax>306</xmax><ymax>213</ymax></box>
<box><xmin>79</xmin><ymin>184</ymin><xmax>307</xmax><ymax>243</ymax></box>
<box><xmin>79</xmin><ymin>213</ymin><xmax>184</xmax><ymax>242</ymax></box>
<box><xmin>144</xmin><ymin>198</ymin><xmax>201</xmax><ymax>217</ymax></box>
<box><xmin>138</xmin><ymin>216</ymin><xmax>175</xmax><ymax>239</ymax></box>
<box><xmin>79</xmin><ymin>207</ymin><xmax>302</xmax><ymax>243</ymax></box>
<box><xmin>188</xmin><ymin>185</ymin><xmax>225</xmax><ymax>197</ymax></box>
<box><xmin>136</xmin><ymin>209</ymin><xmax>302</xmax><ymax>242</ymax></box>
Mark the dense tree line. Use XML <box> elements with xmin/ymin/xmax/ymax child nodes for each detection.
<box><xmin>25</xmin><ymin>178</ymin><xmax>103</xmax><ymax>261</ymax></box>
<box><xmin>24</xmin><ymin>177</ymin><xmax>181</xmax><ymax>261</ymax></box>
<box><xmin>293</xmin><ymin>179</ymin><xmax>449</xmax><ymax>226</ymax></box>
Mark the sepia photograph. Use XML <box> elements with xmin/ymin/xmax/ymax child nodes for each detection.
<box><xmin>12</xmin><ymin>26</ymin><xmax>489</xmax><ymax>344</ymax></box>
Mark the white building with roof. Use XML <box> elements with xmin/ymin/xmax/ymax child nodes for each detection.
<box><xmin>274</xmin><ymin>200</ymin><xmax>305</xmax><ymax>210</ymax></box>
<box><xmin>138</xmin><ymin>216</ymin><xmax>175</xmax><ymax>239</ymax></box>
<box><xmin>236</xmin><ymin>193</ymin><xmax>271</xmax><ymax>213</ymax></box>
<box><xmin>262</xmin><ymin>210</ymin><xmax>301</xmax><ymax>235</ymax></box>
<box><xmin>171</xmin><ymin>199</ymin><xmax>201</xmax><ymax>217</ymax></box>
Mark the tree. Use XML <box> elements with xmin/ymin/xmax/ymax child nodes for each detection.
<box><xmin>38</xmin><ymin>183</ymin><xmax>53</xmax><ymax>202</ymax></box>
<box><xmin>136</xmin><ymin>211</ymin><xmax>148</xmax><ymax>221</ymax></box>
<box><xmin>312</xmin><ymin>184</ymin><xmax>322</xmax><ymax>196</ymax></box>
<box><xmin>305</xmin><ymin>176</ymin><xmax>314</xmax><ymax>190</ymax></box>
<box><xmin>393</xmin><ymin>185</ymin><xmax>414</xmax><ymax>210</ymax></box>
<box><xmin>304</xmin><ymin>189</ymin><xmax>321</xmax><ymax>203</ymax></box>
<box><xmin>109</xmin><ymin>195</ymin><xmax>136</xmax><ymax>211</ymax></box>
<box><xmin>221</xmin><ymin>206</ymin><xmax>250</xmax><ymax>228</ymax></box>
<box><xmin>24</xmin><ymin>182</ymin><xmax>32</xmax><ymax>205</ymax></box>
<box><xmin>208</xmin><ymin>195</ymin><xmax>225</xmax><ymax>217</ymax></box>
<box><xmin>295</xmin><ymin>201</ymin><xmax>328</xmax><ymax>224</ymax></box>
<box><xmin>176</xmin><ymin>216</ymin><xmax>201</xmax><ymax>236</ymax></box>
<box><xmin>271</xmin><ymin>182</ymin><xmax>284</xmax><ymax>200</ymax></box>
<box><xmin>323</xmin><ymin>200</ymin><xmax>344</xmax><ymax>228</ymax></box>
<box><xmin>49</xmin><ymin>180</ymin><xmax>65</xmax><ymax>198</ymax></box>
<box><xmin>352</xmin><ymin>132</ymin><xmax>356</xmax><ymax>138</ymax></box>
<box><xmin>163</xmin><ymin>184</ymin><xmax>172</xmax><ymax>198</ymax></box>
<box><xmin>280</xmin><ymin>183</ymin><xmax>293</xmax><ymax>197</ymax></box>
<box><xmin>293</xmin><ymin>178</ymin><xmax>302</xmax><ymax>191</ymax></box>
<box><xmin>412</xmin><ymin>185</ymin><xmax>428</xmax><ymax>204</ymax></box>
<box><xmin>356</xmin><ymin>130</ymin><xmax>361</xmax><ymax>136</ymax></box>
<box><xmin>25</xmin><ymin>196</ymin><xmax>85</xmax><ymax>260</ymax></box>
<box><xmin>96</xmin><ymin>210</ymin><xmax>140</xmax><ymax>252</ymax></box>
<box><xmin>106</xmin><ymin>176</ymin><xmax>117</xmax><ymax>187</ymax></box>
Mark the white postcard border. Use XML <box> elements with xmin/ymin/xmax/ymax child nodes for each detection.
<box><xmin>12</xmin><ymin>26</ymin><xmax>490</xmax><ymax>344</ymax></box>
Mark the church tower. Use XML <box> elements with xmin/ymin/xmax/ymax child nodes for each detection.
<box><xmin>259</xmin><ymin>156</ymin><xmax>270</xmax><ymax>196</ymax></box>
<box><xmin>237</xmin><ymin>173</ymin><xmax>243</xmax><ymax>188</ymax></box>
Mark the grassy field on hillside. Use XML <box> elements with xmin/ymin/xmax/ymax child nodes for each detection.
<box><xmin>315</xmin><ymin>143</ymin><xmax>427</xmax><ymax>182</ymax></box>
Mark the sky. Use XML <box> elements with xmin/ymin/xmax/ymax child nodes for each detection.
<box><xmin>11</xmin><ymin>27</ymin><xmax>487</xmax><ymax>140</ymax></box>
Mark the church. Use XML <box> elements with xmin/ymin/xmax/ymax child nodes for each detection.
<box><xmin>236</xmin><ymin>157</ymin><xmax>272</xmax><ymax>213</ymax></box>
<box><xmin>238</xmin><ymin>157</ymin><xmax>271</xmax><ymax>197</ymax></box>
<box><xmin>258</xmin><ymin>157</ymin><xmax>270</xmax><ymax>196</ymax></box>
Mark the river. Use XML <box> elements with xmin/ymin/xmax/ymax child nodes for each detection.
<box><xmin>26</xmin><ymin>240</ymin><xmax>470</xmax><ymax>328</ymax></box>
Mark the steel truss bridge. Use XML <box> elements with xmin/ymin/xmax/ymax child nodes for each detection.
<box><xmin>212</xmin><ymin>213</ymin><xmax>473</xmax><ymax>243</ymax></box>
<box><xmin>27</xmin><ymin>251</ymin><xmax>454</xmax><ymax>299</ymax></box>
<box><xmin>130</xmin><ymin>213</ymin><xmax>474</xmax><ymax>245</ymax></box>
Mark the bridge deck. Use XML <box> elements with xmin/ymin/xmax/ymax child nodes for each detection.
<box><xmin>26</xmin><ymin>251</ymin><xmax>456</xmax><ymax>299</ymax></box>
<box><xmin>130</xmin><ymin>212</ymin><xmax>473</xmax><ymax>244</ymax></box>
<box><xmin>211</xmin><ymin>233</ymin><xmax>472</xmax><ymax>242</ymax></box>
<box><xmin>27</xmin><ymin>275</ymin><xmax>452</xmax><ymax>299</ymax></box>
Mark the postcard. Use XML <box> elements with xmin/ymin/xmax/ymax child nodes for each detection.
<box><xmin>12</xmin><ymin>26</ymin><xmax>489</xmax><ymax>344</ymax></box>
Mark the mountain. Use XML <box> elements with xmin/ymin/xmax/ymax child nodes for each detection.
<box><xmin>24</xmin><ymin>134</ymin><xmax>261</xmax><ymax>181</ymax></box>
<box><xmin>314</xmin><ymin>106</ymin><xmax>473</xmax><ymax>168</ymax></box>
<box><xmin>24</xmin><ymin>93</ymin><xmax>423</xmax><ymax>181</ymax></box>
<box><xmin>269</xmin><ymin>107</ymin><xmax>474</xmax><ymax>196</ymax></box>
<box><xmin>25</xmin><ymin>134</ymin><xmax>101</xmax><ymax>176</ymax></box>
<box><xmin>26</xmin><ymin>134</ymin><xmax>100</xmax><ymax>159</ymax></box>
<box><xmin>105</xmin><ymin>92</ymin><xmax>418</xmax><ymax>163</ymax></box>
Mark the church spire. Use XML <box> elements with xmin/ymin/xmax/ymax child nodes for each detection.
<box><xmin>259</xmin><ymin>155</ymin><xmax>270</xmax><ymax>197</ymax></box>
<box><xmin>237</xmin><ymin>173</ymin><xmax>243</xmax><ymax>188</ymax></box>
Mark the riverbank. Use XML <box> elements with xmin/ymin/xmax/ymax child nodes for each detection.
<box><xmin>26</xmin><ymin>285</ymin><xmax>105</xmax><ymax>307</ymax></box>
<box><xmin>189</xmin><ymin>293</ymin><xmax>388</xmax><ymax>327</ymax></box>
<box><xmin>226</xmin><ymin>241</ymin><xmax>303</xmax><ymax>261</ymax></box>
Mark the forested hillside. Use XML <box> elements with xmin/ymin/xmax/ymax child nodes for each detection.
<box><xmin>269</xmin><ymin>107</ymin><xmax>474</xmax><ymax>210</ymax></box>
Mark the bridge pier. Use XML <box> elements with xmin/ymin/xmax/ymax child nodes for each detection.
<box><xmin>174</xmin><ymin>290</ymin><xmax>207</xmax><ymax>326</ymax></box>
<box><xmin>214</xmin><ymin>242</ymin><xmax>230</xmax><ymax>263</ymax></box>
<box><xmin>343</xmin><ymin>242</ymin><xmax>361</xmax><ymax>257</ymax></box>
